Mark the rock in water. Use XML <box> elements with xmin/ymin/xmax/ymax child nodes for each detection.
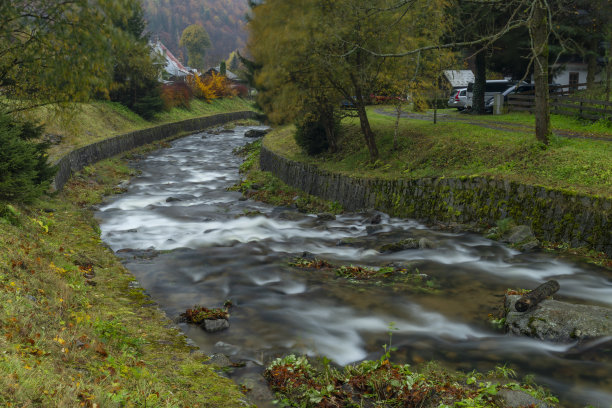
<box><xmin>203</xmin><ymin>319</ymin><xmax>230</xmax><ymax>333</ymax></box>
<box><xmin>505</xmin><ymin>295</ymin><xmax>612</xmax><ymax>342</ymax></box>
<box><xmin>245</xmin><ymin>129</ymin><xmax>269</xmax><ymax>138</ymax></box>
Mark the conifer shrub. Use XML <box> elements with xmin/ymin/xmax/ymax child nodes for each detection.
<box><xmin>0</xmin><ymin>111</ymin><xmax>56</xmax><ymax>203</ymax></box>
<box><xmin>132</xmin><ymin>86</ymin><xmax>165</xmax><ymax>119</ymax></box>
<box><xmin>294</xmin><ymin>113</ymin><xmax>332</xmax><ymax>156</ymax></box>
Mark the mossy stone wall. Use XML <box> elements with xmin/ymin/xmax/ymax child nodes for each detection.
<box><xmin>53</xmin><ymin>111</ymin><xmax>257</xmax><ymax>191</ymax></box>
<box><xmin>260</xmin><ymin>145</ymin><xmax>612</xmax><ymax>257</ymax></box>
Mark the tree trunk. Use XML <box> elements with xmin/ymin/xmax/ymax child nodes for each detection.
<box><xmin>515</xmin><ymin>280</ymin><xmax>560</xmax><ymax>312</ymax></box>
<box><xmin>393</xmin><ymin>101</ymin><xmax>402</xmax><ymax>150</ymax></box>
<box><xmin>356</xmin><ymin>102</ymin><xmax>379</xmax><ymax>161</ymax></box>
<box><xmin>531</xmin><ymin>0</ymin><xmax>551</xmax><ymax>145</ymax></box>
<box><xmin>586</xmin><ymin>52</ymin><xmax>597</xmax><ymax>90</ymax></box>
<box><xmin>472</xmin><ymin>51</ymin><xmax>486</xmax><ymax>114</ymax></box>
<box><xmin>351</xmin><ymin>74</ymin><xmax>378</xmax><ymax>161</ymax></box>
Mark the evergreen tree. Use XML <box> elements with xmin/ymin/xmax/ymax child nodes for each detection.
<box><xmin>109</xmin><ymin>1</ymin><xmax>164</xmax><ymax>119</ymax></box>
<box><xmin>0</xmin><ymin>111</ymin><xmax>56</xmax><ymax>203</ymax></box>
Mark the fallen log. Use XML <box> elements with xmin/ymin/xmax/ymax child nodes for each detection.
<box><xmin>515</xmin><ymin>280</ymin><xmax>560</xmax><ymax>312</ymax></box>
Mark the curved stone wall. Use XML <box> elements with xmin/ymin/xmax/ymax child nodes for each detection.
<box><xmin>260</xmin><ymin>145</ymin><xmax>612</xmax><ymax>257</ymax></box>
<box><xmin>53</xmin><ymin>111</ymin><xmax>257</xmax><ymax>191</ymax></box>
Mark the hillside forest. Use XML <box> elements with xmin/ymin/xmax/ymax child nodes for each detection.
<box><xmin>143</xmin><ymin>0</ymin><xmax>249</xmax><ymax>68</ymax></box>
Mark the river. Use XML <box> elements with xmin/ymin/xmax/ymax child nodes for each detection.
<box><xmin>95</xmin><ymin>125</ymin><xmax>612</xmax><ymax>407</ymax></box>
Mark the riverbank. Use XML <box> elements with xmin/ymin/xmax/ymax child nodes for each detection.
<box><xmin>0</xmin><ymin>118</ymin><xmax>256</xmax><ymax>405</ymax></box>
<box><xmin>25</xmin><ymin>98</ymin><xmax>255</xmax><ymax>162</ymax></box>
<box><xmin>260</xmin><ymin>108</ymin><xmax>612</xmax><ymax>264</ymax></box>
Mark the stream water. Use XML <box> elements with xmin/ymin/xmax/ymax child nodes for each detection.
<box><xmin>95</xmin><ymin>126</ymin><xmax>612</xmax><ymax>407</ymax></box>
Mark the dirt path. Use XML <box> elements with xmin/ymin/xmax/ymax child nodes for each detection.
<box><xmin>375</xmin><ymin>109</ymin><xmax>612</xmax><ymax>142</ymax></box>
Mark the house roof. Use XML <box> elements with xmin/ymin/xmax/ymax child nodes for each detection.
<box><xmin>443</xmin><ymin>70</ymin><xmax>475</xmax><ymax>88</ymax></box>
<box><xmin>213</xmin><ymin>66</ymin><xmax>239</xmax><ymax>81</ymax></box>
<box><xmin>151</xmin><ymin>40</ymin><xmax>191</xmax><ymax>77</ymax></box>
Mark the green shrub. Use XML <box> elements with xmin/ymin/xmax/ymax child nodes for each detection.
<box><xmin>0</xmin><ymin>111</ymin><xmax>56</xmax><ymax>203</ymax></box>
<box><xmin>294</xmin><ymin>113</ymin><xmax>331</xmax><ymax>155</ymax></box>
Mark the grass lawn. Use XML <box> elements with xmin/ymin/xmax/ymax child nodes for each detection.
<box><xmin>23</xmin><ymin>98</ymin><xmax>255</xmax><ymax>161</ymax></box>
<box><xmin>264</xmin><ymin>107</ymin><xmax>612</xmax><ymax>198</ymax></box>
<box><xmin>375</xmin><ymin>105</ymin><xmax>612</xmax><ymax>137</ymax></box>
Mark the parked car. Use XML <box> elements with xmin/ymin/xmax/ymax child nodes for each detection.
<box><xmin>484</xmin><ymin>83</ymin><xmax>562</xmax><ymax>112</ymax></box>
<box><xmin>447</xmin><ymin>87</ymin><xmax>467</xmax><ymax>110</ymax></box>
<box><xmin>465</xmin><ymin>80</ymin><xmax>516</xmax><ymax>109</ymax></box>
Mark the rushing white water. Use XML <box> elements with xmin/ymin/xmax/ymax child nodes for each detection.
<box><xmin>96</xmin><ymin>126</ymin><xmax>612</xmax><ymax>407</ymax></box>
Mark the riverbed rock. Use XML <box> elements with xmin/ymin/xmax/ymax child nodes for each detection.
<box><xmin>505</xmin><ymin>295</ymin><xmax>612</xmax><ymax>342</ymax></box>
<box><xmin>245</xmin><ymin>129</ymin><xmax>269</xmax><ymax>138</ymax></box>
<box><xmin>378</xmin><ymin>238</ymin><xmax>420</xmax><ymax>252</ymax></box>
<box><xmin>204</xmin><ymin>353</ymin><xmax>233</xmax><ymax>367</ymax></box>
<box><xmin>366</xmin><ymin>213</ymin><xmax>382</xmax><ymax>225</ymax></box>
<box><xmin>203</xmin><ymin>318</ymin><xmax>230</xmax><ymax>333</ymax></box>
<box><xmin>501</xmin><ymin>225</ymin><xmax>540</xmax><ymax>251</ymax></box>
<box><xmin>418</xmin><ymin>237</ymin><xmax>437</xmax><ymax>249</ymax></box>
<box><xmin>277</xmin><ymin>211</ymin><xmax>310</xmax><ymax>222</ymax></box>
<box><xmin>496</xmin><ymin>389</ymin><xmax>553</xmax><ymax>408</ymax></box>
<box><xmin>317</xmin><ymin>213</ymin><xmax>336</xmax><ymax>221</ymax></box>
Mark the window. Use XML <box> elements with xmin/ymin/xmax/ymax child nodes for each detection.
<box><xmin>569</xmin><ymin>72</ymin><xmax>579</xmax><ymax>91</ymax></box>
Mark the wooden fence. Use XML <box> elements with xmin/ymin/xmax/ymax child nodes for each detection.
<box><xmin>507</xmin><ymin>83</ymin><xmax>612</xmax><ymax>121</ymax></box>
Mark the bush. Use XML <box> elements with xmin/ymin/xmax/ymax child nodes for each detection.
<box><xmin>161</xmin><ymin>82</ymin><xmax>193</xmax><ymax>110</ymax></box>
<box><xmin>0</xmin><ymin>111</ymin><xmax>56</xmax><ymax>203</ymax></box>
<box><xmin>294</xmin><ymin>113</ymin><xmax>330</xmax><ymax>156</ymax></box>
<box><xmin>132</xmin><ymin>86</ymin><xmax>165</xmax><ymax>119</ymax></box>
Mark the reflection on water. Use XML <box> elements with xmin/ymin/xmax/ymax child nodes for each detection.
<box><xmin>96</xmin><ymin>126</ymin><xmax>612</xmax><ymax>407</ymax></box>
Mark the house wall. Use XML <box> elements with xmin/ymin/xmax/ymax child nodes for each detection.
<box><xmin>552</xmin><ymin>63</ymin><xmax>603</xmax><ymax>89</ymax></box>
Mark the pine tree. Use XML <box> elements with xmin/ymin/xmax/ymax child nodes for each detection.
<box><xmin>0</xmin><ymin>112</ymin><xmax>56</xmax><ymax>203</ymax></box>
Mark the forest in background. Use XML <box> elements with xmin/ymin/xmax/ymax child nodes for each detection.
<box><xmin>143</xmin><ymin>0</ymin><xmax>249</xmax><ymax>68</ymax></box>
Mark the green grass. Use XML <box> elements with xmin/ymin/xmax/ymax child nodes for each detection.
<box><xmin>376</xmin><ymin>105</ymin><xmax>612</xmax><ymax>136</ymax></box>
<box><xmin>23</xmin><ymin>98</ymin><xmax>255</xmax><ymax>161</ymax></box>
<box><xmin>0</xmin><ymin>153</ymin><xmax>248</xmax><ymax>407</ymax></box>
<box><xmin>264</xmin><ymin>107</ymin><xmax>612</xmax><ymax>197</ymax></box>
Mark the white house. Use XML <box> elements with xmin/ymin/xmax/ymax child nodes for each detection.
<box><xmin>443</xmin><ymin>70</ymin><xmax>475</xmax><ymax>89</ymax></box>
<box><xmin>552</xmin><ymin>62</ymin><xmax>603</xmax><ymax>90</ymax></box>
<box><xmin>151</xmin><ymin>40</ymin><xmax>191</xmax><ymax>79</ymax></box>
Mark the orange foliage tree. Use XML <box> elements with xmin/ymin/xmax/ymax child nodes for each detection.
<box><xmin>187</xmin><ymin>72</ymin><xmax>237</xmax><ymax>102</ymax></box>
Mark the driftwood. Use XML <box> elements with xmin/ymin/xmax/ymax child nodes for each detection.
<box><xmin>515</xmin><ymin>280</ymin><xmax>560</xmax><ymax>312</ymax></box>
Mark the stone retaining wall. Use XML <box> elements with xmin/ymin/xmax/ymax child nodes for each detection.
<box><xmin>260</xmin><ymin>145</ymin><xmax>612</xmax><ymax>256</ymax></box>
<box><xmin>53</xmin><ymin>111</ymin><xmax>257</xmax><ymax>191</ymax></box>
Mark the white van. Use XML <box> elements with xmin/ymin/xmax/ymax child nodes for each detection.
<box><xmin>465</xmin><ymin>80</ymin><xmax>515</xmax><ymax>109</ymax></box>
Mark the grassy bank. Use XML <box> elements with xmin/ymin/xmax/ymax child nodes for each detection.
<box><xmin>24</xmin><ymin>98</ymin><xmax>255</xmax><ymax>161</ymax></box>
<box><xmin>0</xmin><ymin>140</ymin><xmax>249</xmax><ymax>406</ymax></box>
<box><xmin>231</xmin><ymin>140</ymin><xmax>343</xmax><ymax>214</ymax></box>
<box><xmin>264</xmin><ymin>107</ymin><xmax>612</xmax><ymax>198</ymax></box>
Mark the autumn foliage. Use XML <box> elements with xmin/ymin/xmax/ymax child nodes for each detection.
<box><xmin>161</xmin><ymin>82</ymin><xmax>193</xmax><ymax>109</ymax></box>
<box><xmin>187</xmin><ymin>72</ymin><xmax>237</xmax><ymax>102</ymax></box>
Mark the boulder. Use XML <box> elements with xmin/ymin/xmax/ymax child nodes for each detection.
<box><xmin>317</xmin><ymin>213</ymin><xmax>336</xmax><ymax>221</ymax></box>
<box><xmin>505</xmin><ymin>295</ymin><xmax>612</xmax><ymax>342</ymax></box>
<box><xmin>418</xmin><ymin>237</ymin><xmax>437</xmax><ymax>249</ymax></box>
<box><xmin>501</xmin><ymin>225</ymin><xmax>540</xmax><ymax>251</ymax></box>
<box><xmin>203</xmin><ymin>318</ymin><xmax>230</xmax><ymax>333</ymax></box>
<box><xmin>204</xmin><ymin>353</ymin><xmax>233</xmax><ymax>367</ymax></box>
<box><xmin>277</xmin><ymin>211</ymin><xmax>310</xmax><ymax>222</ymax></box>
<box><xmin>378</xmin><ymin>238</ymin><xmax>420</xmax><ymax>252</ymax></box>
<box><xmin>245</xmin><ymin>129</ymin><xmax>269</xmax><ymax>138</ymax></box>
<box><xmin>496</xmin><ymin>389</ymin><xmax>553</xmax><ymax>408</ymax></box>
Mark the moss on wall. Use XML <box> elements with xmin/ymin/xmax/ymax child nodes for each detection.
<box><xmin>260</xmin><ymin>146</ymin><xmax>612</xmax><ymax>257</ymax></box>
